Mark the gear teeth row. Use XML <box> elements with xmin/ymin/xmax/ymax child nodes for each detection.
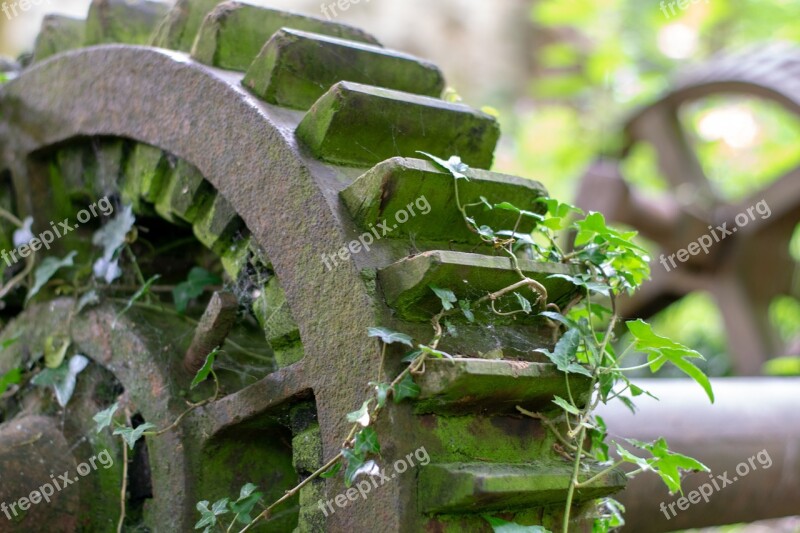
<box><xmin>190</xmin><ymin>1</ymin><xmax>380</xmax><ymax>71</ymax></box>
<box><xmin>378</xmin><ymin>250</ymin><xmax>580</xmax><ymax>322</ymax></box>
<box><xmin>341</xmin><ymin>157</ymin><xmax>547</xmax><ymax>244</ymax></box>
<box><xmin>418</xmin><ymin>462</ymin><xmax>625</xmax><ymax>514</ymax></box>
<box><xmin>297</xmin><ymin>81</ymin><xmax>500</xmax><ymax>169</ymax></box>
<box><xmin>414</xmin><ymin>359</ymin><xmax>589</xmax><ymax>415</ymax></box>
<box><xmin>243</xmin><ymin>28</ymin><xmax>445</xmax><ymax>110</ymax></box>
<box><xmin>32</xmin><ymin>15</ymin><xmax>85</xmax><ymax>62</ymax></box>
<box><xmin>85</xmin><ymin>0</ymin><xmax>169</xmax><ymax>47</ymax></box>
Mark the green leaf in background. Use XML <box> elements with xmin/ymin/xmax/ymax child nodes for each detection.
<box><xmin>419</xmin><ymin>344</ymin><xmax>453</xmax><ymax>360</ymax></box>
<box><xmin>173</xmin><ymin>267</ymin><xmax>221</xmax><ymax>313</ymax></box>
<box><xmin>392</xmin><ymin>373</ymin><xmax>421</xmax><ymax>403</ymax></box>
<box><xmin>114</xmin><ymin>422</ymin><xmax>156</xmax><ymax>450</ymax></box>
<box><xmin>459</xmin><ymin>300</ymin><xmax>475</xmax><ymax>322</ymax></box>
<box><xmin>194</xmin><ymin>498</ymin><xmax>229</xmax><ymax>531</ymax></box>
<box><xmin>367</xmin><ymin>327</ymin><xmax>413</xmax><ymax>347</ymax></box>
<box><xmin>629</xmin><ymin>438</ymin><xmax>709</xmax><ymax>494</ymax></box>
<box><xmin>27</xmin><ymin>251</ymin><xmax>77</xmax><ymax>302</ymax></box>
<box><xmin>76</xmin><ymin>290</ymin><xmax>100</xmax><ymax>313</ymax></box>
<box><xmin>430</xmin><ymin>284</ymin><xmax>457</xmax><ymax>311</ymax></box>
<box><xmin>763</xmin><ymin>356</ymin><xmax>800</xmax><ymax>376</ymax></box>
<box><xmin>93</xmin><ymin>402</ymin><xmax>119</xmax><ymax>433</ymax></box>
<box><xmin>0</xmin><ymin>368</ymin><xmax>21</xmax><ymax>395</ymax></box>
<box><xmin>483</xmin><ymin>515</ymin><xmax>551</xmax><ymax>532</ymax></box>
<box><xmin>190</xmin><ymin>347</ymin><xmax>219</xmax><ymax>389</ymax></box>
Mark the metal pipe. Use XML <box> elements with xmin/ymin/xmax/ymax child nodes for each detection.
<box><xmin>597</xmin><ymin>378</ymin><xmax>800</xmax><ymax>532</ymax></box>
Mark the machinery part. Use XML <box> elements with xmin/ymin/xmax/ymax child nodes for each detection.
<box><xmin>0</xmin><ymin>1</ymin><xmax>620</xmax><ymax>531</ymax></box>
<box><xmin>577</xmin><ymin>44</ymin><xmax>800</xmax><ymax>375</ymax></box>
<box><xmin>599</xmin><ymin>378</ymin><xmax>800</xmax><ymax>532</ymax></box>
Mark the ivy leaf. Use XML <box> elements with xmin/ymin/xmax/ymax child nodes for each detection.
<box><xmin>173</xmin><ymin>267</ymin><xmax>221</xmax><ymax>313</ymax></box>
<box><xmin>342</xmin><ymin>448</ymin><xmax>366</xmax><ymax>487</ymax></box>
<box><xmin>367</xmin><ymin>327</ymin><xmax>413</xmax><ymax>347</ymax></box>
<box><xmin>190</xmin><ymin>347</ymin><xmax>220</xmax><ymax>389</ymax></box>
<box><xmin>93</xmin><ymin>402</ymin><xmax>119</xmax><ymax>433</ymax></box>
<box><xmin>401</xmin><ymin>349</ymin><xmax>422</xmax><ymax>363</ymax></box>
<box><xmin>648</xmin><ymin>438</ymin><xmax>709</xmax><ymax>494</ymax></box>
<box><xmin>626</xmin><ymin>320</ymin><xmax>714</xmax><ymax>403</ymax></box>
<box><xmin>32</xmin><ymin>354</ymin><xmax>90</xmax><ymax>407</ymax></box>
<box><xmin>540</xmin><ymin>329</ymin><xmax>592</xmax><ymax>377</ymax></box>
<box><xmin>430</xmin><ymin>284</ymin><xmax>457</xmax><ymax>311</ymax></box>
<box><xmin>77</xmin><ymin>290</ymin><xmax>100</xmax><ymax>313</ymax></box>
<box><xmin>354</xmin><ymin>427</ymin><xmax>381</xmax><ymax>455</ymax></box>
<box><xmin>352</xmin><ymin>460</ymin><xmax>381</xmax><ymax>480</ymax></box>
<box><xmin>114</xmin><ymin>422</ymin><xmax>156</xmax><ymax>450</ymax></box>
<box><xmin>346</xmin><ymin>400</ymin><xmax>372</xmax><ymax>427</ymax></box>
<box><xmin>548</xmin><ymin>273</ymin><xmax>610</xmax><ymax>297</ymax></box>
<box><xmin>483</xmin><ymin>515</ymin><xmax>550</xmax><ymax>532</ymax></box>
<box><xmin>552</xmin><ymin>395</ymin><xmax>580</xmax><ymax>415</ymax></box>
<box><xmin>459</xmin><ymin>300</ymin><xmax>475</xmax><ymax>323</ymax></box>
<box><xmin>230</xmin><ymin>484</ymin><xmax>262</xmax><ymax>524</ymax></box>
<box><xmin>417</xmin><ymin>151</ymin><xmax>470</xmax><ymax>180</ymax></box>
<box><xmin>320</xmin><ymin>461</ymin><xmax>342</xmax><ymax>479</ymax></box>
<box><xmin>420</xmin><ymin>344</ymin><xmax>453</xmax><ymax>360</ymax></box>
<box><xmin>393</xmin><ymin>373</ymin><xmax>421</xmax><ymax>403</ymax></box>
<box><xmin>195</xmin><ymin>498</ymin><xmax>230</xmax><ymax>530</ymax></box>
<box><xmin>0</xmin><ymin>368</ymin><xmax>22</xmax><ymax>395</ymax></box>
<box><xmin>514</xmin><ymin>292</ymin><xmax>532</xmax><ymax>314</ymax></box>
<box><xmin>115</xmin><ymin>274</ymin><xmax>160</xmax><ymax>322</ymax></box>
<box><xmin>372</xmin><ymin>382</ymin><xmax>391</xmax><ymax>408</ymax></box>
<box><xmin>92</xmin><ymin>205</ymin><xmax>136</xmax><ymax>284</ymax></box>
<box><xmin>44</xmin><ymin>336</ymin><xmax>70</xmax><ymax>369</ymax></box>
<box><xmin>27</xmin><ymin>251</ymin><xmax>77</xmax><ymax>302</ymax></box>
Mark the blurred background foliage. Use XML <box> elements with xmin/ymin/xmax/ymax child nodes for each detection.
<box><xmin>1</xmin><ymin>0</ymin><xmax>798</xmax><ymax>375</ymax></box>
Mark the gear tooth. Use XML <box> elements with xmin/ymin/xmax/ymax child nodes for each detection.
<box><xmin>296</xmin><ymin>82</ymin><xmax>500</xmax><ymax>169</ymax></box>
<box><xmin>154</xmin><ymin>159</ymin><xmax>214</xmax><ymax>224</ymax></box>
<box><xmin>192</xmin><ymin>193</ymin><xmax>244</xmax><ymax>256</ymax></box>
<box><xmin>418</xmin><ymin>462</ymin><xmax>625</xmax><ymax>514</ymax></box>
<box><xmin>85</xmin><ymin>0</ymin><xmax>169</xmax><ymax>46</ymax></box>
<box><xmin>32</xmin><ymin>14</ymin><xmax>85</xmax><ymax>63</ymax></box>
<box><xmin>150</xmin><ymin>0</ymin><xmax>222</xmax><ymax>51</ymax></box>
<box><xmin>341</xmin><ymin>157</ymin><xmax>547</xmax><ymax>244</ymax></box>
<box><xmin>378</xmin><ymin>250</ymin><xmax>581</xmax><ymax>322</ymax></box>
<box><xmin>122</xmin><ymin>144</ymin><xmax>173</xmax><ymax>212</ymax></box>
<box><xmin>252</xmin><ymin>276</ymin><xmax>302</xmax><ymax>368</ymax></box>
<box><xmin>190</xmin><ymin>1</ymin><xmax>380</xmax><ymax>72</ymax></box>
<box><xmin>243</xmin><ymin>28</ymin><xmax>444</xmax><ymax>110</ymax></box>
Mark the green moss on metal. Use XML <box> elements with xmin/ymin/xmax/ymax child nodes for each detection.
<box><xmin>193</xmin><ymin>193</ymin><xmax>244</xmax><ymax>255</ymax></box>
<box><xmin>341</xmin><ymin>157</ymin><xmax>547</xmax><ymax>244</ymax></box>
<box><xmin>191</xmin><ymin>2</ymin><xmax>380</xmax><ymax>72</ymax></box>
<box><xmin>122</xmin><ymin>143</ymin><xmax>172</xmax><ymax>212</ymax></box>
<box><xmin>243</xmin><ymin>28</ymin><xmax>444</xmax><ymax>110</ymax></box>
<box><xmin>155</xmin><ymin>159</ymin><xmax>214</xmax><ymax>224</ymax></box>
<box><xmin>85</xmin><ymin>0</ymin><xmax>169</xmax><ymax>46</ymax></box>
<box><xmin>296</xmin><ymin>82</ymin><xmax>500</xmax><ymax>169</ymax></box>
<box><xmin>32</xmin><ymin>15</ymin><xmax>85</xmax><ymax>63</ymax></box>
<box><xmin>150</xmin><ymin>0</ymin><xmax>222</xmax><ymax>51</ymax></box>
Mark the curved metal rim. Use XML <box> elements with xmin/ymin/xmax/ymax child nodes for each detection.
<box><xmin>0</xmin><ymin>44</ymin><xmax>381</xmax><ymax>529</ymax></box>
